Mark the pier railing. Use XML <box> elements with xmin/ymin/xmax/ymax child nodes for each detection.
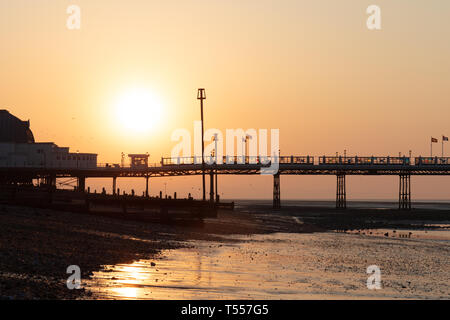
<box><xmin>158</xmin><ymin>156</ymin><xmax>450</xmax><ymax>167</ymax></box>
<box><xmin>415</xmin><ymin>157</ymin><xmax>450</xmax><ymax>165</ymax></box>
<box><xmin>318</xmin><ymin>156</ymin><xmax>411</xmax><ymax>165</ymax></box>
<box><xmin>2</xmin><ymin>156</ymin><xmax>450</xmax><ymax>171</ymax></box>
<box><xmin>160</xmin><ymin>156</ymin><xmax>314</xmax><ymax>166</ymax></box>
<box><xmin>81</xmin><ymin>157</ymin><xmax>450</xmax><ymax>170</ymax></box>
<box><xmin>96</xmin><ymin>163</ymin><xmax>160</xmax><ymax>169</ymax></box>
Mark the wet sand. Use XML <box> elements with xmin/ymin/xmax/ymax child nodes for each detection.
<box><xmin>88</xmin><ymin>231</ymin><xmax>449</xmax><ymax>300</ymax></box>
<box><xmin>0</xmin><ymin>201</ymin><xmax>449</xmax><ymax>299</ymax></box>
<box><xmin>0</xmin><ymin>204</ymin><xmax>315</xmax><ymax>299</ymax></box>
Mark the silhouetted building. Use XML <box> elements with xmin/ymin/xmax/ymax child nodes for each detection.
<box><xmin>0</xmin><ymin>110</ymin><xmax>97</xmax><ymax>168</ymax></box>
<box><xmin>0</xmin><ymin>110</ymin><xmax>35</xmax><ymax>143</ymax></box>
<box><xmin>128</xmin><ymin>154</ymin><xmax>149</xmax><ymax>168</ymax></box>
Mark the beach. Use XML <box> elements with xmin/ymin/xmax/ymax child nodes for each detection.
<box><xmin>88</xmin><ymin>232</ymin><xmax>449</xmax><ymax>299</ymax></box>
<box><xmin>0</xmin><ymin>201</ymin><xmax>449</xmax><ymax>299</ymax></box>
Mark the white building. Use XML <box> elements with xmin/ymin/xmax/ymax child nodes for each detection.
<box><xmin>0</xmin><ymin>110</ymin><xmax>97</xmax><ymax>169</ymax></box>
<box><xmin>0</xmin><ymin>142</ymin><xmax>97</xmax><ymax>168</ymax></box>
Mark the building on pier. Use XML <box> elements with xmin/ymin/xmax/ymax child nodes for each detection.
<box><xmin>128</xmin><ymin>154</ymin><xmax>149</xmax><ymax>169</ymax></box>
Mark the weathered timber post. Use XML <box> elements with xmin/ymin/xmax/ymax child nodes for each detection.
<box><xmin>273</xmin><ymin>173</ymin><xmax>281</xmax><ymax>209</ymax></box>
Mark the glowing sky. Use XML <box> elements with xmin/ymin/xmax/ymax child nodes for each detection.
<box><xmin>1</xmin><ymin>0</ymin><xmax>450</xmax><ymax>199</ymax></box>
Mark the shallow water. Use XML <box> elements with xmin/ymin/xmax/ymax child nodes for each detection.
<box><xmin>233</xmin><ymin>199</ymin><xmax>450</xmax><ymax>210</ymax></box>
<box><xmin>86</xmin><ymin>232</ymin><xmax>450</xmax><ymax>299</ymax></box>
<box><xmin>345</xmin><ymin>227</ymin><xmax>450</xmax><ymax>241</ymax></box>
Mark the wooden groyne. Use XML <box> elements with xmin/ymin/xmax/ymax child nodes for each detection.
<box><xmin>0</xmin><ymin>185</ymin><xmax>234</xmax><ymax>225</ymax></box>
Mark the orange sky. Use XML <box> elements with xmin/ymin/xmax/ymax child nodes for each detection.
<box><xmin>1</xmin><ymin>0</ymin><xmax>450</xmax><ymax>200</ymax></box>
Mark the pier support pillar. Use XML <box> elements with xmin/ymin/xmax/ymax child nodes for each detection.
<box><xmin>112</xmin><ymin>177</ymin><xmax>117</xmax><ymax>195</ymax></box>
<box><xmin>399</xmin><ymin>174</ymin><xmax>411</xmax><ymax>210</ymax></box>
<box><xmin>45</xmin><ymin>175</ymin><xmax>56</xmax><ymax>188</ymax></box>
<box><xmin>78</xmin><ymin>176</ymin><xmax>86</xmax><ymax>193</ymax></box>
<box><xmin>273</xmin><ymin>174</ymin><xmax>281</xmax><ymax>209</ymax></box>
<box><xmin>45</xmin><ymin>175</ymin><xmax>56</xmax><ymax>203</ymax></box>
<box><xmin>145</xmin><ymin>176</ymin><xmax>149</xmax><ymax>198</ymax></box>
<box><xmin>215</xmin><ymin>170</ymin><xmax>219</xmax><ymax>203</ymax></box>
<box><xmin>209</xmin><ymin>171</ymin><xmax>215</xmax><ymax>203</ymax></box>
<box><xmin>336</xmin><ymin>174</ymin><xmax>346</xmax><ymax>209</ymax></box>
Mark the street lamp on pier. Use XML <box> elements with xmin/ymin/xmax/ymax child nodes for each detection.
<box><xmin>197</xmin><ymin>88</ymin><xmax>206</xmax><ymax>201</ymax></box>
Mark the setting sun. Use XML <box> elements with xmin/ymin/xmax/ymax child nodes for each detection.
<box><xmin>114</xmin><ymin>88</ymin><xmax>163</xmax><ymax>133</ymax></box>
<box><xmin>1</xmin><ymin>0</ymin><xmax>450</xmax><ymax>303</ymax></box>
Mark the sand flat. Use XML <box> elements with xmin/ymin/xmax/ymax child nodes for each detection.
<box><xmin>88</xmin><ymin>232</ymin><xmax>450</xmax><ymax>299</ymax></box>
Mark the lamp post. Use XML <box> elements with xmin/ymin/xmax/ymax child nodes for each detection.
<box><xmin>245</xmin><ymin>135</ymin><xmax>252</xmax><ymax>164</ymax></box>
<box><xmin>214</xmin><ymin>134</ymin><xmax>219</xmax><ymax>202</ymax></box>
<box><xmin>76</xmin><ymin>150</ymin><xmax>80</xmax><ymax>192</ymax></box>
<box><xmin>241</xmin><ymin>137</ymin><xmax>246</xmax><ymax>163</ymax></box>
<box><xmin>197</xmin><ymin>88</ymin><xmax>206</xmax><ymax>201</ymax></box>
<box><xmin>214</xmin><ymin>134</ymin><xmax>218</xmax><ymax>164</ymax></box>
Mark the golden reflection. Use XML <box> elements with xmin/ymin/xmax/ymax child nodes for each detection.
<box><xmin>120</xmin><ymin>264</ymin><xmax>149</xmax><ymax>281</ymax></box>
<box><xmin>88</xmin><ymin>232</ymin><xmax>450</xmax><ymax>300</ymax></box>
<box><xmin>196</xmin><ymin>249</ymin><xmax>202</xmax><ymax>284</ymax></box>
<box><xmin>104</xmin><ymin>262</ymin><xmax>155</xmax><ymax>299</ymax></box>
<box><xmin>112</xmin><ymin>287</ymin><xmax>138</xmax><ymax>299</ymax></box>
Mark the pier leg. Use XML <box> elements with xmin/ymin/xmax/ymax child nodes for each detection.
<box><xmin>45</xmin><ymin>175</ymin><xmax>56</xmax><ymax>204</ymax></box>
<box><xmin>210</xmin><ymin>171</ymin><xmax>215</xmax><ymax>203</ymax></box>
<box><xmin>78</xmin><ymin>176</ymin><xmax>86</xmax><ymax>193</ymax></box>
<box><xmin>202</xmin><ymin>171</ymin><xmax>206</xmax><ymax>201</ymax></box>
<box><xmin>45</xmin><ymin>175</ymin><xmax>56</xmax><ymax>189</ymax></box>
<box><xmin>145</xmin><ymin>176</ymin><xmax>149</xmax><ymax>198</ymax></box>
<box><xmin>399</xmin><ymin>174</ymin><xmax>411</xmax><ymax>210</ymax></box>
<box><xmin>273</xmin><ymin>174</ymin><xmax>281</xmax><ymax>209</ymax></box>
<box><xmin>113</xmin><ymin>177</ymin><xmax>117</xmax><ymax>195</ymax></box>
<box><xmin>336</xmin><ymin>174</ymin><xmax>346</xmax><ymax>209</ymax></box>
<box><xmin>215</xmin><ymin>170</ymin><xmax>219</xmax><ymax>203</ymax></box>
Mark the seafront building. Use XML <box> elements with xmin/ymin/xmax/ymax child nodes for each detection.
<box><xmin>0</xmin><ymin>110</ymin><xmax>97</xmax><ymax>168</ymax></box>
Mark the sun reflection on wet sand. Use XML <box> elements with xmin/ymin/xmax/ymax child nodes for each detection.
<box><xmin>112</xmin><ymin>287</ymin><xmax>138</xmax><ymax>300</ymax></box>
<box><xmin>86</xmin><ymin>232</ymin><xmax>450</xmax><ymax>300</ymax></box>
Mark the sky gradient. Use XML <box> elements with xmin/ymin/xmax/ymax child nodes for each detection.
<box><xmin>1</xmin><ymin>0</ymin><xmax>450</xmax><ymax>199</ymax></box>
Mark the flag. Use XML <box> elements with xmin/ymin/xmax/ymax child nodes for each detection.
<box><xmin>431</xmin><ymin>137</ymin><xmax>438</xmax><ymax>143</ymax></box>
<box><xmin>443</xmin><ymin>136</ymin><xmax>449</xmax><ymax>141</ymax></box>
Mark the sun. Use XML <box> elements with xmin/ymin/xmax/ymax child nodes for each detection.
<box><xmin>114</xmin><ymin>88</ymin><xmax>163</xmax><ymax>133</ymax></box>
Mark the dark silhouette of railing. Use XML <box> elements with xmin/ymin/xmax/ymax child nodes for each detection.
<box><xmin>159</xmin><ymin>156</ymin><xmax>450</xmax><ymax>167</ymax></box>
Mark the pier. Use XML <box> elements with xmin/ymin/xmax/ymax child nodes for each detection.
<box><xmin>1</xmin><ymin>155</ymin><xmax>450</xmax><ymax>210</ymax></box>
